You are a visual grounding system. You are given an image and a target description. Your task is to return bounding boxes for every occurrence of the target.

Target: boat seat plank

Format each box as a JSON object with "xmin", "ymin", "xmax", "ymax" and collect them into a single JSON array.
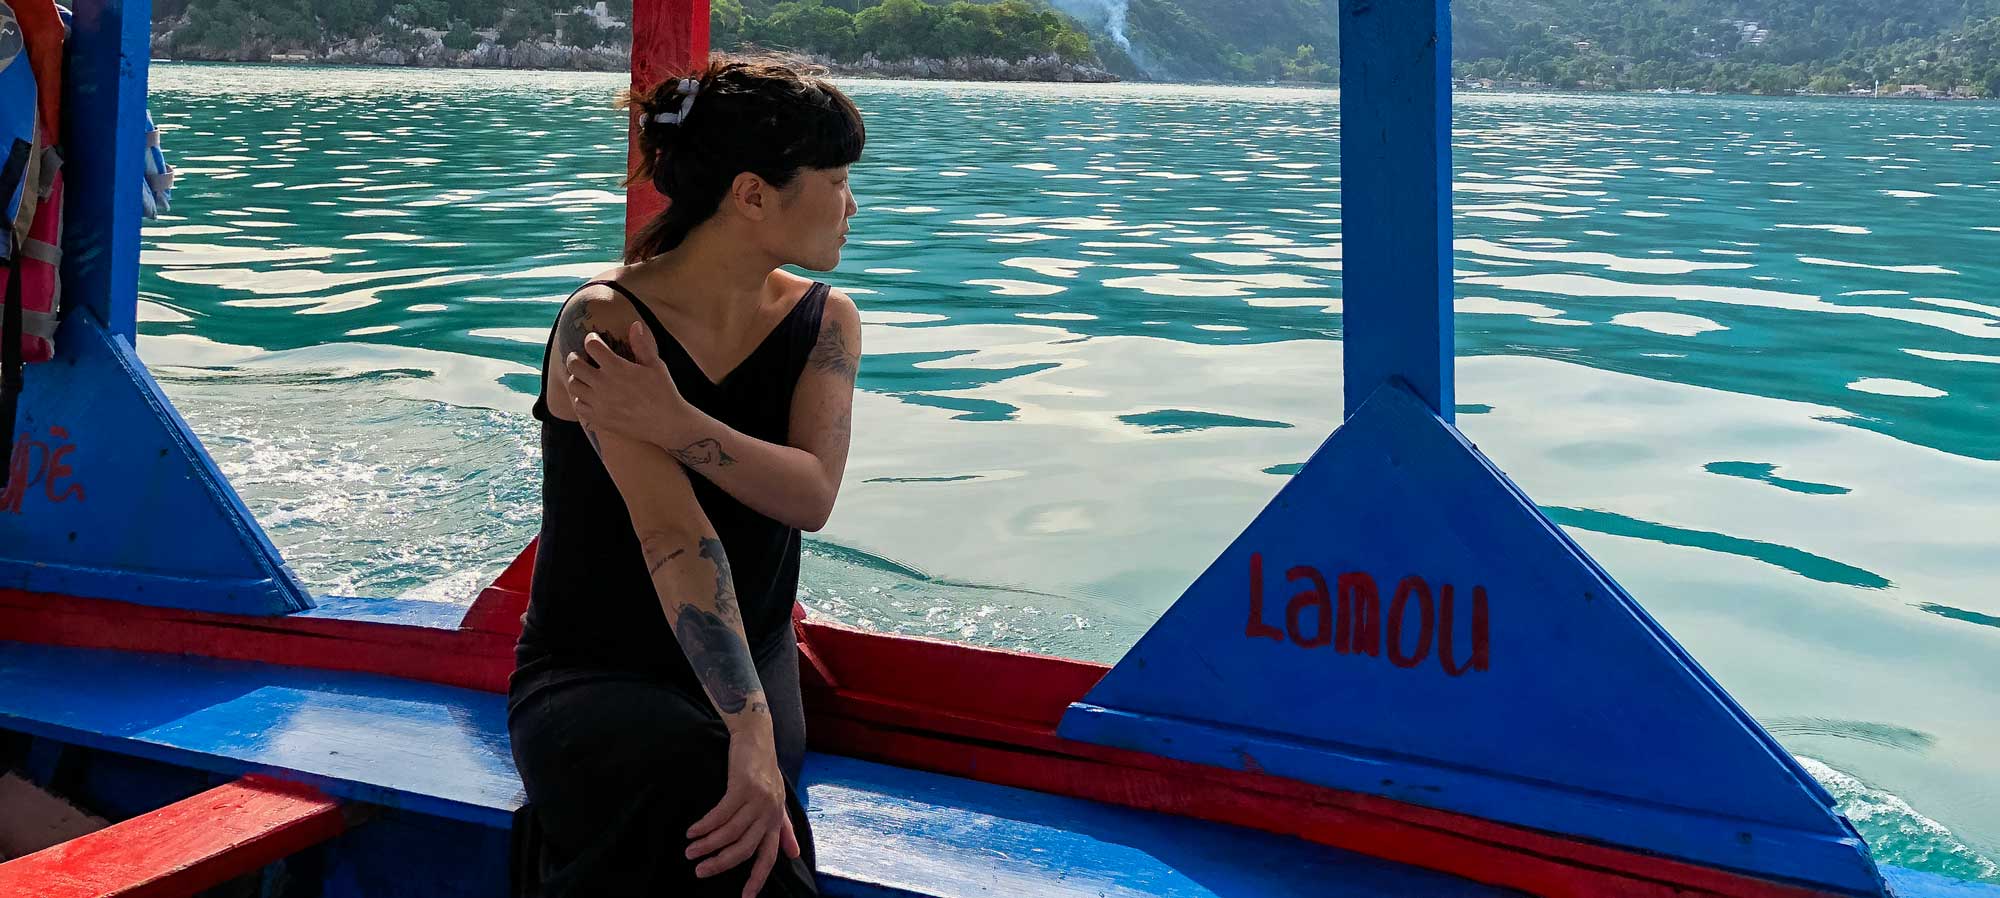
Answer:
[
  {"xmin": 0, "ymin": 642, "xmax": 1518, "ymax": 896},
  {"xmin": 0, "ymin": 641, "xmax": 1520, "ymax": 896},
  {"xmin": 0, "ymin": 774, "xmax": 347, "ymax": 897},
  {"xmin": 0, "ymin": 641, "xmax": 521, "ymax": 828},
  {"xmin": 801, "ymin": 753, "xmax": 1518, "ymax": 897},
  {"xmin": 2, "ymin": 641, "xmax": 1987, "ymax": 898}
]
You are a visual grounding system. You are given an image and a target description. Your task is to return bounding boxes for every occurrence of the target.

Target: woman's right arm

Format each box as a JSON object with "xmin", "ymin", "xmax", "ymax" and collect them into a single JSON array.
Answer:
[{"xmin": 547, "ymin": 288, "xmax": 799, "ymax": 897}]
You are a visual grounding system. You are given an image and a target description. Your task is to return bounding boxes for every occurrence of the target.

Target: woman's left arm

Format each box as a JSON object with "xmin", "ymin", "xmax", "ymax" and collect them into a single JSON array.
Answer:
[{"xmin": 567, "ymin": 293, "xmax": 861, "ymax": 532}]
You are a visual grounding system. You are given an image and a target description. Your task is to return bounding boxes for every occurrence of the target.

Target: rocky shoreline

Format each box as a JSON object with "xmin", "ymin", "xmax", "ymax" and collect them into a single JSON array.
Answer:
[{"xmin": 154, "ymin": 34, "xmax": 1119, "ymax": 82}]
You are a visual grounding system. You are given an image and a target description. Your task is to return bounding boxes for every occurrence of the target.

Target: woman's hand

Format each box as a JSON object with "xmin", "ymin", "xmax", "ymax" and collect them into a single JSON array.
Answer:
[
  {"xmin": 564, "ymin": 320, "xmax": 686, "ymax": 446},
  {"xmin": 686, "ymin": 724, "xmax": 802, "ymax": 897}
]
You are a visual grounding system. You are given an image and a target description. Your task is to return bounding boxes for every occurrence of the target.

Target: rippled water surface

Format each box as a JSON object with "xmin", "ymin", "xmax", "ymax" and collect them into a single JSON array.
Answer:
[{"xmin": 140, "ymin": 64, "xmax": 1999, "ymax": 879}]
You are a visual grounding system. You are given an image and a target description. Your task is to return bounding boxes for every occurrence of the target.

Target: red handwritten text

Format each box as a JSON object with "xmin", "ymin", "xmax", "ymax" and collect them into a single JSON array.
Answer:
[
  {"xmin": 1246, "ymin": 552, "xmax": 1489, "ymax": 676},
  {"xmin": 3, "ymin": 426, "xmax": 86, "ymax": 514}
]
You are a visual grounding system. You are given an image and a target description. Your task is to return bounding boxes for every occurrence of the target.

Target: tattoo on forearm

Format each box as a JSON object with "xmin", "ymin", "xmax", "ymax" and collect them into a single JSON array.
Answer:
[
  {"xmin": 638, "ymin": 530, "xmax": 686, "ymax": 576},
  {"xmin": 830, "ymin": 408, "xmax": 852, "ymax": 443},
  {"xmin": 670, "ymin": 438, "xmax": 736, "ymax": 468},
  {"xmin": 809, "ymin": 319, "xmax": 857, "ymax": 384},
  {"xmin": 673, "ymin": 604, "xmax": 762, "ymax": 714},
  {"xmin": 697, "ymin": 537, "xmax": 742, "ymax": 627}
]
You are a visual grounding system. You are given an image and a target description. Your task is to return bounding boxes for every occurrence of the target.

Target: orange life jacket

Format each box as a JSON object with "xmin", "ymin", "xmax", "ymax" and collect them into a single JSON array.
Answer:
[{"xmin": 2, "ymin": 0, "xmax": 64, "ymax": 487}]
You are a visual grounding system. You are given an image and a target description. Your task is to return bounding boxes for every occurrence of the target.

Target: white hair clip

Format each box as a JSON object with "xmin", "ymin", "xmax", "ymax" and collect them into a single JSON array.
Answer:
[{"xmin": 651, "ymin": 78, "xmax": 701, "ymax": 126}]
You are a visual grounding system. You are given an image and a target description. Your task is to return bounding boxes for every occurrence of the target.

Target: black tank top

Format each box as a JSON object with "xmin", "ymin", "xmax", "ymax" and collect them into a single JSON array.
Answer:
[{"xmin": 520, "ymin": 278, "xmax": 830, "ymax": 686}]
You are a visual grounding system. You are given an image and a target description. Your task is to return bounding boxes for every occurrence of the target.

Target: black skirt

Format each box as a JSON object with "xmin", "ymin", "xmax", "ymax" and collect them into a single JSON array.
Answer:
[{"xmin": 508, "ymin": 627, "xmax": 818, "ymax": 898}]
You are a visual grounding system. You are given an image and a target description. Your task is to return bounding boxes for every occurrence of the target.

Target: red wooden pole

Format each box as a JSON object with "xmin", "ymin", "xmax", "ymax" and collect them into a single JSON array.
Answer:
[{"xmin": 626, "ymin": 0, "xmax": 712, "ymax": 247}]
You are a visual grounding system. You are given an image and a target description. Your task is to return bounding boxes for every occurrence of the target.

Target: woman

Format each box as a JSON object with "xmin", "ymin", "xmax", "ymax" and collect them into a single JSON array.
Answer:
[{"xmin": 508, "ymin": 54, "xmax": 864, "ymax": 898}]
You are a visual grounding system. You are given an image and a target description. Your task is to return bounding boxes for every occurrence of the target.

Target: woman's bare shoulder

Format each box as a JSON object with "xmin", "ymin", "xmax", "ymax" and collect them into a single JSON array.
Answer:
[
  {"xmin": 545, "ymin": 279, "xmax": 647, "ymax": 419},
  {"xmin": 556, "ymin": 280, "xmax": 645, "ymax": 357}
]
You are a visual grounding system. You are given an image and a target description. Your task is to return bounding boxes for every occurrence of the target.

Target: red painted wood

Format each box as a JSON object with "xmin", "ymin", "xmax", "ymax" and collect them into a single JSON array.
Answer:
[
  {"xmin": 814, "ymin": 715, "xmax": 1658, "ymax": 898},
  {"xmin": 0, "ymin": 589, "xmax": 1845, "ymax": 898},
  {"xmin": 458, "ymin": 538, "xmax": 536, "ymax": 637},
  {"xmin": 799, "ymin": 619, "xmax": 1105, "ymax": 727},
  {"xmin": 626, "ymin": 0, "xmax": 710, "ymax": 244},
  {"xmin": 793, "ymin": 619, "xmax": 1841, "ymax": 898},
  {"xmin": 0, "ymin": 775, "xmax": 348, "ymax": 898},
  {"xmin": 809, "ymin": 712, "xmax": 1837, "ymax": 898},
  {"xmin": 0, "ymin": 590, "xmax": 514, "ymax": 693}
]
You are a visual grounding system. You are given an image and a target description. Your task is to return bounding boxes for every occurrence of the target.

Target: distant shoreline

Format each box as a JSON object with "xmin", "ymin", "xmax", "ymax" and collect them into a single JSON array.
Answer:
[
  {"xmin": 146, "ymin": 59, "xmax": 1998, "ymax": 101},
  {"xmin": 149, "ymin": 48, "xmax": 1118, "ymax": 84}
]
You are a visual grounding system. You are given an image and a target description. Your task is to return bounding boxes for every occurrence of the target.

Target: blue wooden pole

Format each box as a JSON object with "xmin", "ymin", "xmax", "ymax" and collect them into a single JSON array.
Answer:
[
  {"xmin": 1338, "ymin": 0, "xmax": 1454, "ymax": 420},
  {"xmin": 61, "ymin": 0, "xmax": 151, "ymax": 342}
]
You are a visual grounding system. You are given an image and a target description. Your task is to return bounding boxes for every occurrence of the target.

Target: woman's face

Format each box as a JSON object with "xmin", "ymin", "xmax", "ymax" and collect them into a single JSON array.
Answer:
[{"xmin": 773, "ymin": 166, "xmax": 857, "ymax": 273}]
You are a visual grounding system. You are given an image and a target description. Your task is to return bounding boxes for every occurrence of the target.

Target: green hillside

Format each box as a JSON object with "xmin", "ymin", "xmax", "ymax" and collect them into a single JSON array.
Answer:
[
  {"xmin": 1064, "ymin": 0, "xmax": 2000, "ymax": 92},
  {"xmin": 150, "ymin": 0, "xmax": 2000, "ymax": 94}
]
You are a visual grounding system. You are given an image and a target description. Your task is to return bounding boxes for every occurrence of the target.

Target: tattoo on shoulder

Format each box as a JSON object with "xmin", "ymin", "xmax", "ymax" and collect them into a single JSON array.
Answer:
[
  {"xmin": 556, "ymin": 293, "xmax": 637, "ymax": 366},
  {"xmin": 672, "ymin": 604, "xmax": 761, "ymax": 715},
  {"xmin": 809, "ymin": 318, "xmax": 857, "ymax": 385},
  {"xmin": 669, "ymin": 438, "xmax": 736, "ymax": 468}
]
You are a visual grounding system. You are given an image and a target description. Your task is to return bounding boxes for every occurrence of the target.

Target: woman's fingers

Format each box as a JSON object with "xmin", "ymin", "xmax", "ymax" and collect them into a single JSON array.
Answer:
[
  {"xmin": 583, "ymin": 331, "xmax": 628, "ymax": 368},
  {"xmin": 628, "ymin": 319, "xmax": 663, "ymax": 367},
  {"xmin": 693, "ymin": 820, "xmax": 765, "ymax": 878},
  {"xmin": 740, "ymin": 830, "xmax": 780, "ymax": 898},
  {"xmin": 563, "ymin": 353, "xmax": 594, "ymax": 389},
  {"xmin": 685, "ymin": 801, "xmax": 758, "ymax": 860},
  {"xmin": 688, "ymin": 790, "xmax": 746, "ymax": 840},
  {"xmin": 780, "ymin": 814, "xmax": 800, "ymax": 859}
]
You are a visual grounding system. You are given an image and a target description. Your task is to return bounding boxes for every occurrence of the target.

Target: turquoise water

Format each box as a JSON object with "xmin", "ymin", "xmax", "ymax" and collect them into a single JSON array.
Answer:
[{"xmin": 140, "ymin": 64, "xmax": 1999, "ymax": 880}]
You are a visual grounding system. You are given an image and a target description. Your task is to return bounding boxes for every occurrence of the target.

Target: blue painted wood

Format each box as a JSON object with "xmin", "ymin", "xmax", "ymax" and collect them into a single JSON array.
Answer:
[
  {"xmin": 295, "ymin": 595, "xmax": 472, "ymax": 629},
  {"xmin": 24, "ymin": 733, "xmax": 67, "ymax": 788},
  {"xmin": 1337, "ymin": 0, "xmax": 1454, "ymax": 419},
  {"xmin": 0, "ymin": 312, "xmax": 313, "ymax": 613},
  {"xmin": 314, "ymin": 809, "xmax": 512, "ymax": 898},
  {"xmin": 0, "ymin": 642, "xmax": 1499, "ymax": 897},
  {"xmin": 801, "ymin": 753, "xmax": 1519, "ymax": 898},
  {"xmin": 0, "ymin": 641, "xmax": 519, "ymax": 827},
  {"xmin": 5, "ymin": 641, "xmax": 1995, "ymax": 897},
  {"xmin": 67, "ymin": 746, "xmax": 216, "ymax": 822},
  {"xmin": 59, "ymin": 0, "xmax": 151, "ymax": 341},
  {"xmin": 1058, "ymin": 382, "xmax": 1886, "ymax": 897},
  {"xmin": 1884, "ymin": 867, "xmax": 2000, "ymax": 897}
]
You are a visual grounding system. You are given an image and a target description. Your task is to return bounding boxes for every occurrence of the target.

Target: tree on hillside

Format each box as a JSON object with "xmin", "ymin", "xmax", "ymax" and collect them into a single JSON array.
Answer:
[
  {"xmin": 758, "ymin": 1, "xmax": 856, "ymax": 57},
  {"xmin": 500, "ymin": 4, "xmax": 554, "ymax": 45},
  {"xmin": 445, "ymin": 0, "xmax": 503, "ymax": 28},
  {"xmin": 933, "ymin": 2, "xmax": 998, "ymax": 58},
  {"xmin": 713, "ymin": 0, "xmax": 749, "ymax": 48},
  {"xmin": 315, "ymin": 0, "xmax": 382, "ymax": 36},
  {"xmin": 562, "ymin": 10, "xmax": 610, "ymax": 47},
  {"xmin": 1280, "ymin": 43, "xmax": 1329, "ymax": 81},
  {"xmin": 1052, "ymin": 28, "xmax": 1091, "ymax": 61},
  {"xmin": 389, "ymin": 0, "xmax": 449, "ymax": 28},
  {"xmin": 854, "ymin": 0, "xmax": 938, "ymax": 60},
  {"xmin": 444, "ymin": 18, "xmax": 481, "ymax": 49}
]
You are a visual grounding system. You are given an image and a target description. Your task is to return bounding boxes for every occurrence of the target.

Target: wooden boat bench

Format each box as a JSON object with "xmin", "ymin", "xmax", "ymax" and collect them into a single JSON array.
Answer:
[
  {"xmin": 0, "ymin": 774, "xmax": 351, "ymax": 897},
  {"xmin": 0, "ymin": 641, "xmax": 1518, "ymax": 897}
]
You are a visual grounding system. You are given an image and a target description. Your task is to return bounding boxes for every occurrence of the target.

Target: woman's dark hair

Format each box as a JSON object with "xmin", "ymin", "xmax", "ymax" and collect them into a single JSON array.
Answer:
[{"xmin": 621, "ymin": 53, "xmax": 866, "ymax": 264}]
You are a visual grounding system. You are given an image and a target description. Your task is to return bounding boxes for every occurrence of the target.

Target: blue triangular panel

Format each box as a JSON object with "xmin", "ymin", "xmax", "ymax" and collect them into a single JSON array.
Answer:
[
  {"xmin": 1058, "ymin": 382, "xmax": 1882, "ymax": 896},
  {"xmin": 0, "ymin": 312, "xmax": 311, "ymax": 614}
]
